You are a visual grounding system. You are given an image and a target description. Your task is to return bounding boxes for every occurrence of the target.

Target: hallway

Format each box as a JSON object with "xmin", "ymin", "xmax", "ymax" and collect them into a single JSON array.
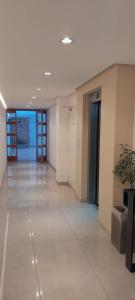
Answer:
[{"xmin": 0, "ymin": 163, "xmax": 135, "ymax": 300}]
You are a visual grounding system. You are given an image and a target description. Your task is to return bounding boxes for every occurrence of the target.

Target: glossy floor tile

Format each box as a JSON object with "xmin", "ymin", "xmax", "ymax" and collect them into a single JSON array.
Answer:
[{"xmin": 0, "ymin": 162, "xmax": 135, "ymax": 300}]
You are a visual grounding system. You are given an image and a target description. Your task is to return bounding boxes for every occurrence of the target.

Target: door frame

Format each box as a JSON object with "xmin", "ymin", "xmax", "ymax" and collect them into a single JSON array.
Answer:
[
  {"xmin": 36, "ymin": 110, "xmax": 47, "ymax": 162},
  {"xmin": 6, "ymin": 108, "xmax": 47, "ymax": 162},
  {"xmin": 6, "ymin": 109, "xmax": 17, "ymax": 161},
  {"xmin": 87, "ymin": 92, "xmax": 101, "ymax": 206}
]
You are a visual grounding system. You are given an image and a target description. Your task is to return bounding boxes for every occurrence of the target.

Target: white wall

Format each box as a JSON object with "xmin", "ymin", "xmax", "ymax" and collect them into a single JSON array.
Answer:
[
  {"xmin": 54, "ymin": 94, "xmax": 77, "ymax": 189},
  {"xmin": 47, "ymin": 94, "xmax": 77, "ymax": 190},
  {"xmin": 48, "ymin": 105, "xmax": 56, "ymax": 169},
  {"xmin": 0, "ymin": 102, "xmax": 7, "ymax": 187}
]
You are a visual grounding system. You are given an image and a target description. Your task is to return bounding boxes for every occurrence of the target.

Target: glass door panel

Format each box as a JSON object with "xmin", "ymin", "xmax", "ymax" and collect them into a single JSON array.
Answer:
[
  {"xmin": 36, "ymin": 110, "xmax": 47, "ymax": 162},
  {"xmin": 7, "ymin": 135, "xmax": 16, "ymax": 146},
  {"xmin": 38, "ymin": 136, "xmax": 42, "ymax": 145},
  {"xmin": 7, "ymin": 147, "xmax": 17, "ymax": 157},
  {"xmin": 7, "ymin": 112, "xmax": 16, "ymax": 122},
  {"xmin": 43, "ymin": 147, "xmax": 47, "ymax": 156},
  {"xmin": 43, "ymin": 124, "xmax": 47, "ymax": 135},
  {"xmin": 6, "ymin": 110, "xmax": 17, "ymax": 161},
  {"xmin": 38, "ymin": 125, "xmax": 42, "ymax": 134},
  {"xmin": 7, "ymin": 124, "xmax": 16, "ymax": 134},
  {"xmin": 43, "ymin": 113, "xmax": 47, "ymax": 123},
  {"xmin": 37, "ymin": 113, "xmax": 42, "ymax": 123},
  {"xmin": 43, "ymin": 136, "xmax": 47, "ymax": 146}
]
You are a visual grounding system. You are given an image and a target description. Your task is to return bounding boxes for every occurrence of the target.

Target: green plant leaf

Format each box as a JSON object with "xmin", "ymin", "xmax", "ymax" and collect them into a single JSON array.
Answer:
[{"xmin": 113, "ymin": 144, "xmax": 135, "ymax": 188}]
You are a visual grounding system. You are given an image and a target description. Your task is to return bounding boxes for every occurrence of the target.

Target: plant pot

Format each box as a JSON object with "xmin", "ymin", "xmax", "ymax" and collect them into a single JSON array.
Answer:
[
  {"xmin": 111, "ymin": 206, "xmax": 128, "ymax": 254},
  {"xmin": 124, "ymin": 189, "xmax": 135, "ymax": 212},
  {"xmin": 111, "ymin": 197, "xmax": 135, "ymax": 254},
  {"xmin": 124, "ymin": 189, "xmax": 135, "ymax": 272}
]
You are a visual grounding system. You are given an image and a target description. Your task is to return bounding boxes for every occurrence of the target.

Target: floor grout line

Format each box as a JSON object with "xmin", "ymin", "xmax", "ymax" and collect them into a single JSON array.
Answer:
[
  {"xmin": 28, "ymin": 209, "xmax": 44, "ymax": 300},
  {"xmin": 0, "ymin": 211, "xmax": 9, "ymax": 300}
]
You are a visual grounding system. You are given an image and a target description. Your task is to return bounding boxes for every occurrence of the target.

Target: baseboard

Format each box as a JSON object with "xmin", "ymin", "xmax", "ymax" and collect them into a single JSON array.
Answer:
[
  {"xmin": 56, "ymin": 180, "xmax": 69, "ymax": 186},
  {"xmin": 47, "ymin": 160, "xmax": 56, "ymax": 171}
]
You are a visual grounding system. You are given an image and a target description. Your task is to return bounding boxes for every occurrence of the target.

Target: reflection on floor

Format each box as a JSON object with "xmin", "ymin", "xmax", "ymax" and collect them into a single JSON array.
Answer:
[{"xmin": 0, "ymin": 162, "xmax": 135, "ymax": 300}]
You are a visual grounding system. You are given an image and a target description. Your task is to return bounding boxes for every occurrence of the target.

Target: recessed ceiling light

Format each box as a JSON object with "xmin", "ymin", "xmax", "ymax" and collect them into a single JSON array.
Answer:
[
  {"xmin": 32, "ymin": 96, "xmax": 37, "ymax": 99},
  {"xmin": 36, "ymin": 88, "xmax": 41, "ymax": 91},
  {"xmin": 61, "ymin": 36, "xmax": 73, "ymax": 44},
  {"xmin": 26, "ymin": 105, "xmax": 30, "ymax": 108},
  {"xmin": 44, "ymin": 72, "xmax": 52, "ymax": 76}
]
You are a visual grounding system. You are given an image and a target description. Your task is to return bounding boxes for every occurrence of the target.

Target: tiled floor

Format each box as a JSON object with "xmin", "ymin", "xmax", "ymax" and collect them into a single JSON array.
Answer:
[{"xmin": 0, "ymin": 162, "xmax": 135, "ymax": 300}]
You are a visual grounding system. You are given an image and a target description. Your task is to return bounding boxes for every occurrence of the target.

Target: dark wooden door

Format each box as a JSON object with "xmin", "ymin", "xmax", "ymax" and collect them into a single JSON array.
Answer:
[
  {"xmin": 6, "ymin": 109, "xmax": 17, "ymax": 161},
  {"xmin": 36, "ymin": 110, "xmax": 47, "ymax": 162},
  {"xmin": 88, "ymin": 101, "xmax": 101, "ymax": 205}
]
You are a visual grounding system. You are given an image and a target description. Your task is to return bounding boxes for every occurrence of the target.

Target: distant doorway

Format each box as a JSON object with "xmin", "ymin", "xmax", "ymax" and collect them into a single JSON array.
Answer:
[
  {"xmin": 6, "ymin": 109, "xmax": 47, "ymax": 162},
  {"xmin": 17, "ymin": 110, "xmax": 36, "ymax": 161},
  {"xmin": 88, "ymin": 91, "xmax": 101, "ymax": 206}
]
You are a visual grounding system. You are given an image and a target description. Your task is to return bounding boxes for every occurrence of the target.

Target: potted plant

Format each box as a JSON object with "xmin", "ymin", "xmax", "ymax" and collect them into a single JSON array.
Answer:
[
  {"xmin": 113, "ymin": 144, "xmax": 135, "ymax": 207},
  {"xmin": 111, "ymin": 144, "xmax": 135, "ymax": 253}
]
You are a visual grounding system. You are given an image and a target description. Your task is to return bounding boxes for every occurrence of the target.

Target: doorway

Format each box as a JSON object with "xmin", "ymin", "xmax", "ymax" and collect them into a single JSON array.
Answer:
[
  {"xmin": 88, "ymin": 91, "xmax": 101, "ymax": 206},
  {"xmin": 16, "ymin": 110, "xmax": 36, "ymax": 161},
  {"xmin": 6, "ymin": 109, "xmax": 47, "ymax": 162}
]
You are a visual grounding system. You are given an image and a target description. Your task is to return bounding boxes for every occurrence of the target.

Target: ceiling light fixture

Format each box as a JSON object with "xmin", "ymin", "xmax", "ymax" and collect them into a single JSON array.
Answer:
[
  {"xmin": 32, "ymin": 96, "xmax": 37, "ymax": 99},
  {"xmin": 44, "ymin": 72, "xmax": 52, "ymax": 76},
  {"xmin": 26, "ymin": 105, "xmax": 30, "ymax": 108},
  {"xmin": 36, "ymin": 291, "xmax": 43, "ymax": 297},
  {"xmin": 61, "ymin": 36, "xmax": 73, "ymax": 44},
  {"xmin": 32, "ymin": 258, "xmax": 37, "ymax": 265},
  {"xmin": 0, "ymin": 92, "xmax": 7, "ymax": 109},
  {"xmin": 29, "ymin": 102, "xmax": 32, "ymax": 105},
  {"xmin": 36, "ymin": 88, "xmax": 41, "ymax": 91},
  {"xmin": 29, "ymin": 232, "xmax": 34, "ymax": 238}
]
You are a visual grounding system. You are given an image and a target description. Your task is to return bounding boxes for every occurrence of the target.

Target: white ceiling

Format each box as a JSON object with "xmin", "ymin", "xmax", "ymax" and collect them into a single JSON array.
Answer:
[{"xmin": 0, "ymin": 0, "xmax": 135, "ymax": 109}]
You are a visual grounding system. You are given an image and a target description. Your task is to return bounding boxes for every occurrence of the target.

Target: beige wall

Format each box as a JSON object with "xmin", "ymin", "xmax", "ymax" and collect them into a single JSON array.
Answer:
[
  {"xmin": 56, "ymin": 96, "xmax": 70, "ymax": 183},
  {"xmin": 133, "ymin": 102, "xmax": 135, "ymax": 149},
  {"xmin": 113, "ymin": 65, "xmax": 135, "ymax": 206},
  {"xmin": 0, "ymin": 101, "xmax": 7, "ymax": 187},
  {"xmin": 76, "ymin": 64, "xmax": 135, "ymax": 234},
  {"xmin": 68, "ymin": 93, "xmax": 77, "ymax": 190}
]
